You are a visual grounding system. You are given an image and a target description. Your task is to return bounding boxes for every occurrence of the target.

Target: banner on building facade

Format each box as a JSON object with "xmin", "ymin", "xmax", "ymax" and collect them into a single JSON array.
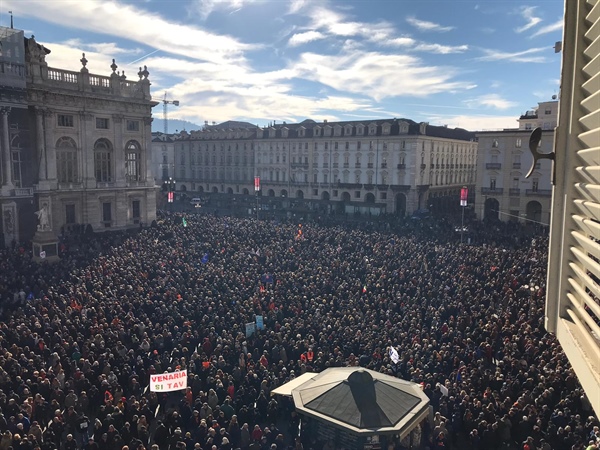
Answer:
[
  {"xmin": 460, "ymin": 187, "xmax": 468, "ymax": 207},
  {"xmin": 254, "ymin": 176, "xmax": 261, "ymax": 192}
]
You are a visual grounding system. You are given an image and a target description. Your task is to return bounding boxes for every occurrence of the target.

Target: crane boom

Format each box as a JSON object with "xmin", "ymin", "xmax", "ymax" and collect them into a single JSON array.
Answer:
[{"xmin": 162, "ymin": 92, "xmax": 180, "ymax": 135}]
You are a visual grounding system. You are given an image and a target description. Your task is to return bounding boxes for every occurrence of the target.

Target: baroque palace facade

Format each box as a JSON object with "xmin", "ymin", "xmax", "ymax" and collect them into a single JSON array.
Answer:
[
  {"xmin": 174, "ymin": 119, "xmax": 477, "ymax": 216},
  {"xmin": 0, "ymin": 27, "xmax": 157, "ymax": 246}
]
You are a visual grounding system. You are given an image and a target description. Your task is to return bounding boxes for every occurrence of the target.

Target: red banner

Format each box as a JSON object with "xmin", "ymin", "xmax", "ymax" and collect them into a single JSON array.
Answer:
[
  {"xmin": 254, "ymin": 176, "xmax": 261, "ymax": 192},
  {"xmin": 460, "ymin": 187, "xmax": 468, "ymax": 207},
  {"xmin": 168, "ymin": 192, "xmax": 174, "ymax": 203}
]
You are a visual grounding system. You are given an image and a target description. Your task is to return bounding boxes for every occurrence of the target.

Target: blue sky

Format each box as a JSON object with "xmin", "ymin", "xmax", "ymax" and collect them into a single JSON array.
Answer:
[{"xmin": 4, "ymin": 0, "xmax": 564, "ymax": 131}]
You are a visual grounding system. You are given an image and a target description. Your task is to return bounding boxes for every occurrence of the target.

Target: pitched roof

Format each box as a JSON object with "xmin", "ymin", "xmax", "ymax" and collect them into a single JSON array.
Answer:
[{"xmin": 288, "ymin": 367, "xmax": 430, "ymax": 437}]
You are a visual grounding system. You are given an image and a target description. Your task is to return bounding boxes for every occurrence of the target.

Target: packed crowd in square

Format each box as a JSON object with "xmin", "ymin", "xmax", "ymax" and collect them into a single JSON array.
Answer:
[{"xmin": 0, "ymin": 213, "xmax": 597, "ymax": 450}]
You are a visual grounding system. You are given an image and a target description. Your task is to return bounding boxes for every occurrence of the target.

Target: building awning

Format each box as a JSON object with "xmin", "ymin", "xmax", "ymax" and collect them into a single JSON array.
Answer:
[{"xmin": 271, "ymin": 372, "xmax": 318, "ymax": 397}]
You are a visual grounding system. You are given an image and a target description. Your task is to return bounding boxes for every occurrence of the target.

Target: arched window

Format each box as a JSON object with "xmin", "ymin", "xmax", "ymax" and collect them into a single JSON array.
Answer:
[
  {"xmin": 125, "ymin": 140, "xmax": 141, "ymax": 181},
  {"xmin": 57, "ymin": 137, "xmax": 78, "ymax": 183},
  {"xmin": 94, "ymin": 138, "xmax": 113, "ymax": 182}
]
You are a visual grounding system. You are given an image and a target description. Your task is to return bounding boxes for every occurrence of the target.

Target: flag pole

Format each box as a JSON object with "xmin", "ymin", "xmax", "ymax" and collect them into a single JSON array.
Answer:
[
  {"xmin": 254, "ymin": 176, "xmax": 260, "ymax": 221},
  {"xmin": 460, "ymin": 186, "xmax": 468, "ymax": 244}
]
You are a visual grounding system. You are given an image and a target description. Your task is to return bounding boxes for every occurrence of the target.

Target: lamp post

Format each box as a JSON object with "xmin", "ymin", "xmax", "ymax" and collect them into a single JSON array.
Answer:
[{"xmin": 165, "ymin": 177, "xmax": 176, "ymax": 212}]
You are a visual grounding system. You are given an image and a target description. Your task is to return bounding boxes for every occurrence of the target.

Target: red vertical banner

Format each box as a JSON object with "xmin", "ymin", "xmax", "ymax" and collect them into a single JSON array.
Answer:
[
  {"xmin": 254, "ymin": 176, "xmax": 261, "ymax": 192},
  {"xmin": 168, "ymin": 192, "xmax": 174, "ymax": 203},
  {"xmin": 460, "ymin": 187, "xmax": 468, "ymax": 207}
]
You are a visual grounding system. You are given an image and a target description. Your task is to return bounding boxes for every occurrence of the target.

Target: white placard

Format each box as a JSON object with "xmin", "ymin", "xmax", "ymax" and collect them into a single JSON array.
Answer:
[{"xmin": 149, "ymin": 369, "xmax": 187, "ymax": 392}]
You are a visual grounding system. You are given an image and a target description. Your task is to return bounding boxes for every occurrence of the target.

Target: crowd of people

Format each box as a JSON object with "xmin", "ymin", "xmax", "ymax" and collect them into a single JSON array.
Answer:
[{"xmin": 0, "ymin": 213, "xmax": 598, "ymax": 450}]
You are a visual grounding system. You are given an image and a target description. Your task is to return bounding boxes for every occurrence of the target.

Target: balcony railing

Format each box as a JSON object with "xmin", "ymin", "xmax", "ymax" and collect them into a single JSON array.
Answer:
[
  {"xmin": 380, "ymin": 163, "xmax": 387, "ymax": 169},
  {"xmin": 420, "ymin": 164, "xmax": 426, "ymax": 170},
  {"xmin": 513, "ymin": 163, "xmax": 521, "ymax": 169},
  {"xmin": 481, "ymin": 187, "xmax": 504, "ymax": 194},
  {"xmin": 355, "ymin": 163, "xmax": 361, "ymax": 168},
  {"xmin": 291, "ymin": 162, "xmax": 308, "ymax": 169},
  {"xmin": 509, "ymin": 188, "xmax": 521, "ymax": 196},
  {"xmin": 367, "ymin": 163, "xmax": 374, "ymax": 168},
  {"xmin": 397, "ymin": 163, "xmax": 406, "ymax": 169},
  {"xmin": 58, "ymin": 183, "xmax": 84, "ymax": 190},
  {"xmin": 486, "ymin": 163, "xmax": 502, "ymax": 170},
  {"xmin": 526, "ymin": 189, "xmax": 552, "ymax": 196},
  {"xmin": 11, "ymin": 187, "xmax": 34, "ymax": 197}
]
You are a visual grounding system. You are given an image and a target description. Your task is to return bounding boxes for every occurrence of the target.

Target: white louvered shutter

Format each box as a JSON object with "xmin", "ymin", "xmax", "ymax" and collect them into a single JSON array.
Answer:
[{"xmin": 546, "ymin": 0, "xmax": 600, "ymax": 418}]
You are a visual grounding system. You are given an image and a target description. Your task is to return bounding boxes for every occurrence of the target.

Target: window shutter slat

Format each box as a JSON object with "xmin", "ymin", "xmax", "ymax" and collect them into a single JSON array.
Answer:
[
  {"xmin": 569, "ymin": 262, "xmax": 600, "ymax": 316},
  {"xmin": 574, "ymin": 200, "xmax": 600, "ymax": 222},
  {"xmin": 546, "ymin": 0, "xmax": 600, "ymax": 417},
  {"xmin": 578, "ymin": 148, "xmax": 600, "ymax": 165}
]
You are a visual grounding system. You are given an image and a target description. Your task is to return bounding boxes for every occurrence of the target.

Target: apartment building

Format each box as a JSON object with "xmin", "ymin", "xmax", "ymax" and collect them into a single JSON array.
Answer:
[
  {"xmin": 174, "ymin": 119, "xmax": 477, "ymax": 216},
  {"xmin": 475, "ymin": 101, "xmax": 557, "ymax": 224}
]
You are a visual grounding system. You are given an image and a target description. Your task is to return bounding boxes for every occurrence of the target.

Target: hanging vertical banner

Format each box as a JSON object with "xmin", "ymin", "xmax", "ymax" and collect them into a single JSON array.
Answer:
[
  {"xmin": 168, "ymin": 192, "xmax": 174, "ymax": 203},
  {"xmin": 460, "ymin": 187, "xmax": 468, "ymax": 207},
  {"xmin": 254, "ymin": 176, "xmax": 261, "ymax": 192}
]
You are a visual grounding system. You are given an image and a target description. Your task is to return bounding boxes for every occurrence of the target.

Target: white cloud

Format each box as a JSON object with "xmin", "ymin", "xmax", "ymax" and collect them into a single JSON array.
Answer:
[
  {"xmin": 414, "ymin": 43, "xmax": 468, "ymax": 54},
  {"xmin": 60, "ymin": 39, "xmax": 144, "ymax": 56},
  {"xmin": 288, "ymin": 30, "xmax": 326, "ymax": 47},
  {"xmin": 426, "ymin": 114, "xmax": 518, "ymax": 131},
  {"xmin": 477, "ymin": 47, "xmax": 548, "ymax": 63},
  {"xmin": 464, "ymin": 94, "xmax": 518, "ymax": 110},
  {"xmin": 190, "ymin": 0, "xmax": 258, "ymax": 20},
  {"xmin": 288, "ymin": 0, "xmax": 309, "ymax": 14},
  {"xmin": 40, "ymin": 42, "xmax": 120, "ymax": 76},
  {"xmin": 515, "ymin": 6, "xmax": 542, "ymax": 33},
  {"xmin": 293, "ymin": 50, "xmax": 474, "ymax": 101},
  {"xmin": 406, "ymin": 17, "xmax": 454, "ymax": 32},
  {"xmin": 530, "ymin": 19, "xmax": 563, "ymax": 37},
  {"xmin": 297, "ymin": 6, "xmax": 466, "ymax": 55},
  {"xmin": 9, "ymin": 0, "xmax": 255, "ymax": 65}
]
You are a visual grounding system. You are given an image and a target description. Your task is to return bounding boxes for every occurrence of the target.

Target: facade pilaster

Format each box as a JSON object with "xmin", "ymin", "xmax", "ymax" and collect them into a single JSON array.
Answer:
[
  {"xmin": 42, "ymin": 109, "xmax": 57, "ymax": 186},
  {"xmin": 35, "ymin": 107, "xmax": 47, "ymax": 180},
  {"xmin": 79, "ymin": 112, "xmax": 95, "ymax": 187},
  {"xmin": 113, "ymin": 114, "xmax": 125, "ymax": 186},
  {"xmin": 143, "ymin": 116, "xmax": 153, "ymax": 184},
  {"xmin": 1, "ymin": 107, "xmax": 14, "ymax": 191}
]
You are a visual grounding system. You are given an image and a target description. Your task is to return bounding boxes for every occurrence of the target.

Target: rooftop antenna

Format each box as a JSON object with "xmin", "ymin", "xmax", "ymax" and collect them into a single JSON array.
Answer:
[{"xmin": 9, "ymin": 11, "xmax": 13, "ymax": 28}]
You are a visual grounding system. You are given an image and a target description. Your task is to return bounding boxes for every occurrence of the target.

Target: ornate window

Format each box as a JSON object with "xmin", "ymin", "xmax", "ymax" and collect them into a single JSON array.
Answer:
[
  {"xmin": 125, "ymin": 140, "xmax": 142, "ymax": 181},
  {"xmin": 57, "ymin": 136, "xmax": 78, "ymax": 183},
  {"xmin": 94, "ymin": 138, "xmax": 113, "ymax": 182}
]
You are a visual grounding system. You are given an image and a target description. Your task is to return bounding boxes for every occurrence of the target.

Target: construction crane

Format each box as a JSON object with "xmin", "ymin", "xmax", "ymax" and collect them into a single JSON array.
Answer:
[{"xmin": 162, "ymin": 92, "xmax": 180, "ymax": 135}]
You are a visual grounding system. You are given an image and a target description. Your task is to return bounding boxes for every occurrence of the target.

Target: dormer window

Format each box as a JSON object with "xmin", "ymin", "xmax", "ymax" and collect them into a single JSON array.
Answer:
[
  {"xmin": 345, "ymin": 125, "xmax": 353, "ymax": 136},
  {"xmin": 314, "ymin": 128, "xmax": 321, "ymax": 137},
  {"xmin": 369, "ymin": 126, "xmax": 376, "ymax": 135},
  {"xmin": 357, "ymin": 126, "xmax": 364, "ymax": 135},
  {"xmin": 382, "ymin": 125, "xmax": 390, "ymax": 135}
]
